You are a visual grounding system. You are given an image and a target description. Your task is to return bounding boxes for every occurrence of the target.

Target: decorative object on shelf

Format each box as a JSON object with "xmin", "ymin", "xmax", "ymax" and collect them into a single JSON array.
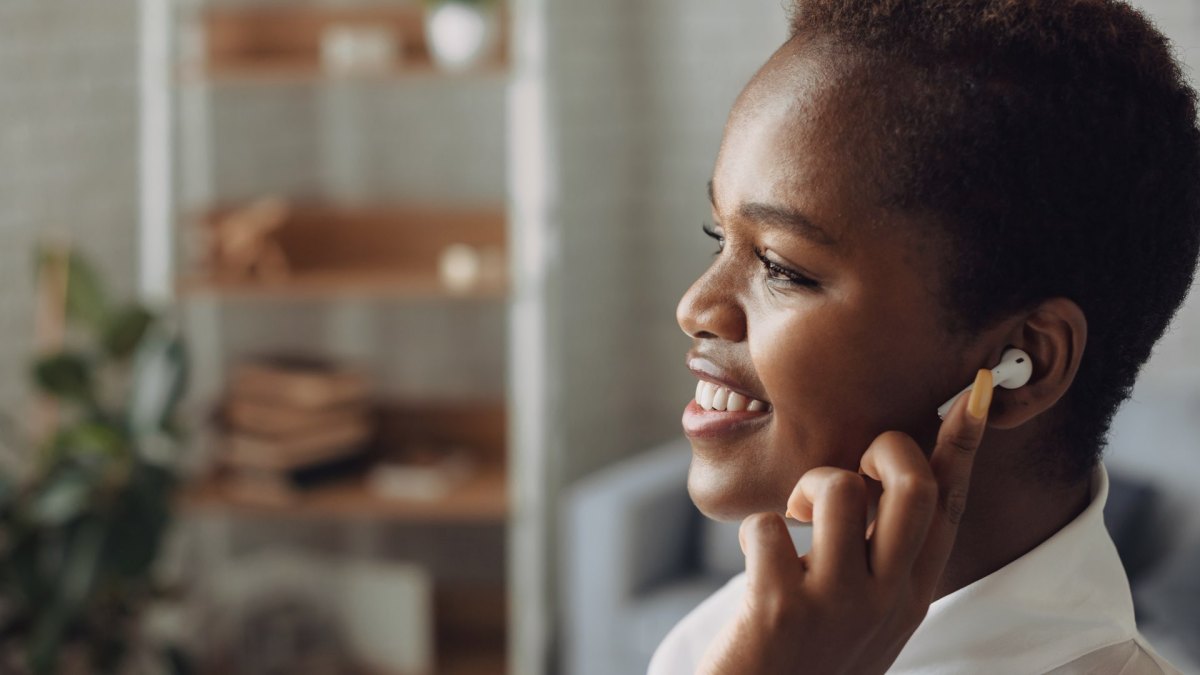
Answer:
[
  {"xmin": 197, "ymin": 551, "xmax": 433, "ymax": 675},
  {"xmin": 438, "ymin": 242, "xmax": 506, "ymax": 292},
  {"xmin": 198, "ymin": 551, "xmax": 352, "ymax": 675},
  {"xmin": 366, "ymin": 443, "xmax": 477, "ymax": 501},
  {"xmin": 228, "ymin": 355, "xmax": 370, "ymax": 411},
  {"xmin": 202, "ymin": 7, "xmax": 448, "ymax": 81},
  {"xmin": 438, "ymin": 242, "xmax": 482, "ymax": 291},
  {"xmin": 185, "ymin": 203, "xmax": 508, "ymax": 298},
  {"xmin": 215, "ymin": 355, "xmax": 375, "ymax": 505},
  {"xmin": 320, "ymin": 23, "xmax": 402, "ymax": 75},
  {"xmin": 424, "ymin": 0, "xmax": 500, "ymax": 72},
  {"xmin": 340, "ymin": 559, "xmax": 435, "ymax": 674},
  {"xmin": 0, "ymin": 244, "xmax": 189, "ymax": 675},
  {"xmin": 204, "ymin": 196, "xmax": 291, "ymax": 283}
]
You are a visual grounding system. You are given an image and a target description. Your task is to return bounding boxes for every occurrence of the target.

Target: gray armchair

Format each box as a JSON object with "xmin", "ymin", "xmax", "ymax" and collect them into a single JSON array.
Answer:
[
  {"xmin": 558, "ymin": 434, "xmax": 1200, "ymax": 675},
  {"xmin": 560, "ymin": 437, "xmax": 811, "ymax": 675}
]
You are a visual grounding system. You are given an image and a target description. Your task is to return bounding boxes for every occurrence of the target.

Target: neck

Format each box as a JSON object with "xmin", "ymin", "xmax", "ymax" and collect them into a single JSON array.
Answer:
[{"xmin": 931, "ymin": 438, "xmax": 1092, "ymax": 602}]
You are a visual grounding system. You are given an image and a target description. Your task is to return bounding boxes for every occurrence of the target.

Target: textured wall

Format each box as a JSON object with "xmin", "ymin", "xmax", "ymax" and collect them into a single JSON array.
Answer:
[
  {"xmin": 0, "ymin": 0, "xmax": 140, "ymax": 416},
  {"xmin": 547, "ymin": 0, "xmax": 790, "ymax": 483},
  {"xmin": 184, "ymin": 0, "xmax": 511, "ymax": 403}
]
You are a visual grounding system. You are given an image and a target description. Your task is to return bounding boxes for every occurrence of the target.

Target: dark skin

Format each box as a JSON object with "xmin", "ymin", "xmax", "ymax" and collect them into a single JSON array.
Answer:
[{"xmin": 675, "ymin": 35, "xmax": 1092, "ymax": 671}]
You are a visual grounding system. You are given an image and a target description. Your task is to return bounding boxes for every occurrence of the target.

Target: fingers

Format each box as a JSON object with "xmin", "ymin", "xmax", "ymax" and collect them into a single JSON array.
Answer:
[
  {"xmin": 754, "ymin": 368, "xmax": 991, "ymax": 603},
  {"xmin": 786, "ymin": 467, "xmax": 870, "ymax": 585},
  {"xmin": 858, "ymin": 431, "xmax": 938, "ymax": 582},
  {"xmin": 911, "ymin": 368, "xmax": 993, "ymax": 596},
  {"xmin": 740, "ymin": 512, "xmax": 803, "ymax": 594}
]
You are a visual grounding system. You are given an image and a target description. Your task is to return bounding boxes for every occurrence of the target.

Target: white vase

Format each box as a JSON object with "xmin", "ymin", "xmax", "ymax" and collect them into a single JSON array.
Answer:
[{"xmin": 424, "ymin": 1, "xmax": 499, "ymax": 72}]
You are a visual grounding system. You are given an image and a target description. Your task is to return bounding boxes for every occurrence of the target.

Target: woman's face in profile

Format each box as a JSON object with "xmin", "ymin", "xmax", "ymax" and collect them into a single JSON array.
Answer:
[{"xmin": 676, "ymin": 39, "xmax": 976, "ymax": 520}]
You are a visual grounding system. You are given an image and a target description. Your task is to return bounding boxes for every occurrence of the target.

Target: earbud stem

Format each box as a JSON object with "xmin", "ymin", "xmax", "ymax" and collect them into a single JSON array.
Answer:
[{"xmin": 936, "ymin": 383, "xmax": 975, "ymax": 420}]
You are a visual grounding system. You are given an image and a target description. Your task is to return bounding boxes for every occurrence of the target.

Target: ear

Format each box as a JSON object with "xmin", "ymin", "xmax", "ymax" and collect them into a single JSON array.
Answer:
[{"xmin": 987, "ymin": 297, "xmax": 1087, "ymax": 430}]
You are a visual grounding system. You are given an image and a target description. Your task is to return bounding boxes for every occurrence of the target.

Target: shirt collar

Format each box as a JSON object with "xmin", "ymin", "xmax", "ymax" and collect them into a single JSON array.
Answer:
[{"xmin": 890, "ymin": 461, "xmax": 1138, "ymax": 674}]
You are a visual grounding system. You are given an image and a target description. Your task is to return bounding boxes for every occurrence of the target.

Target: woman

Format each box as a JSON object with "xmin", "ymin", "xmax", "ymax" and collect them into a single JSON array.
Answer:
[{"xmin": 653, "ymin": 1, "xmax": 1198, "ymax": 673}]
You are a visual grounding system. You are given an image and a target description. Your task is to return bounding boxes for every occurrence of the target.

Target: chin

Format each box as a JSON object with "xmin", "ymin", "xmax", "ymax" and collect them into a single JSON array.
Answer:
[{"xmin": 686, "ymin": 456, "xmax": 779, "ymax": 522}]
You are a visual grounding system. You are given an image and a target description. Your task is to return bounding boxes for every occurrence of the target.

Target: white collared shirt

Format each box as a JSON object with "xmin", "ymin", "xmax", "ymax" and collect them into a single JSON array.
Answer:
[{"xmin": 647, "ymin": 462, "xmax": 1182, "ymax": 674}]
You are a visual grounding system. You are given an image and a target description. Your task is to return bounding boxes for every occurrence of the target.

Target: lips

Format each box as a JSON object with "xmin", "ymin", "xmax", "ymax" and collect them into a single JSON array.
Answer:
[
  {"xmin": 695, "ymin": 380, "xmax": 771, "ymax": 412},
  {"xmin": 682, "ymin": 352, "xmax": 772, "ymax": 439},
  {"xmin": 686, "ymin": 354, "xmax": 770, "ymax": 406}
]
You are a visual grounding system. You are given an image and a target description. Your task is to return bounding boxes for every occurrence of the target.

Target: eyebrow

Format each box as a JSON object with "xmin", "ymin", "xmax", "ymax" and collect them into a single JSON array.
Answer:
[{"xmin": 708, "ymin": 179, "xmax": 839, "ymax": 248}]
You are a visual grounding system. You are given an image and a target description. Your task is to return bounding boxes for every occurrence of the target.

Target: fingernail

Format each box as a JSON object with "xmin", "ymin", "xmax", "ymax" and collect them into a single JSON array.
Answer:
[
  {"xmin": 967, "ymin": 368, "xmax": 993, "ymax": 420},
  {"xmin": 785, "ymin": 509, "xmax": 794, "ymax": 520}
]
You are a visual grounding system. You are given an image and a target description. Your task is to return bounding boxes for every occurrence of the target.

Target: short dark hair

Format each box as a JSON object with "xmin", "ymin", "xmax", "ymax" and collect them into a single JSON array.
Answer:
[{"xmin": 787, "ymin": 0, "xmax": 1200, "ymax": 483}]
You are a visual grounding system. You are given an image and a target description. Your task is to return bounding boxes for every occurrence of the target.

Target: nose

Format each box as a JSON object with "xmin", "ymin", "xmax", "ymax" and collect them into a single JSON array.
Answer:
[{"xmin": 676, "ymin": 262, "xmax": 746, "ymax": 342}]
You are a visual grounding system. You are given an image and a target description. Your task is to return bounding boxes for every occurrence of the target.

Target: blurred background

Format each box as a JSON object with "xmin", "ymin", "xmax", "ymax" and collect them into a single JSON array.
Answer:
[{"xmin": 0, "ymin": 0, "xmax": 1197, "ymax": 673}]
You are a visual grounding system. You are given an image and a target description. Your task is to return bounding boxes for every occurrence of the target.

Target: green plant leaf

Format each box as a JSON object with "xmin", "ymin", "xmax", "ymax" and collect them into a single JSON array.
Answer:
[
  {"xmin": 28, "ymin": 469, "xmax": 92, "ymax": 527},
  {"xmin": 105, "ymin": 464, "xmax": 173, "ymax": 579},
  {"xmin": 162, "ymin": 645, "xmax": 195, "ymax": 675},
  {"xmin": 66, "ymin": 252, "xmax": 109, "ymax": 330},
  {"xmin": 128, "ymin": 333, "xmax": 188, "ymax": 436},
  {"xmin": 0, "ymin": 472, "xmax": 14, "ymax": 506},
  {"xmin": 56, "ymin": 423, "xmax": 127, "ymax": 463},
  {"xmin": 31, "ymin": 353, "xmax": 94, "ymax": 405},
  {"xmin": 4, "ymin": 528, "xmax": 44, "ymax": 609},
  {"xmin": 101, "ymin": 305, "xmax": 156, "ymax": 359},
  {"xmin": 29, "ymin": 517, "xmax": 106, "ymax": 675},
  {"xmin": 35, "ymin": 246, "xmax": 110, "ymax": 331}
]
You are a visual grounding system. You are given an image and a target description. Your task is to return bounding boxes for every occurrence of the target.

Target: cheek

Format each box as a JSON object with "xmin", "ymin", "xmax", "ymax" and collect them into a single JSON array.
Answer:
[{"xmin": 748, "ymin": 297, "xmax": 934, "ymax": 469}]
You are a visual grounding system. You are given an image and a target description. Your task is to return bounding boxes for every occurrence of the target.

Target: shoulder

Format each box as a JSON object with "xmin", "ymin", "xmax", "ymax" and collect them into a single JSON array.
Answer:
[
  {"xmin": 646, "ymin": 572, "xmax": 747, "ymax": 675},
  {"xmin": 1043, "ymin": 634, "xmax": 1185, "ymax": 675}
]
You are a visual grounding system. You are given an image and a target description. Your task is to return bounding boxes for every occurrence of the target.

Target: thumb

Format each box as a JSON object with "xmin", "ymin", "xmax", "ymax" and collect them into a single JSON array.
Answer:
[{"xmin": 740, "ymin": 513, "xmax": 804, "ymax": 592}]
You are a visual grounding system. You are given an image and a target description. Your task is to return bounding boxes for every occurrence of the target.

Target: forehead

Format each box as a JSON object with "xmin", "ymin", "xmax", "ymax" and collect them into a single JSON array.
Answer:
[{"xmin": 712, "ymin": 37, "xmax": 891, "ymax": 246}]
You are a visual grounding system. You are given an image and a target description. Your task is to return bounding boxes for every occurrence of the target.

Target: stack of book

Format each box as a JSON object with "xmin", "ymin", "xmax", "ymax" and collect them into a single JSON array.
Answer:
[{"xmin": 218, "ymin": 355, "xmax": 374, "ymax": 504}]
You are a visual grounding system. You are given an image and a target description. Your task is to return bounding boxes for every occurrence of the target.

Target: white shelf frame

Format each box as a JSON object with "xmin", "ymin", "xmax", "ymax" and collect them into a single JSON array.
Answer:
[{"xmin": 137, "ymin": 2, "xmax": 559, "ymax": 673}]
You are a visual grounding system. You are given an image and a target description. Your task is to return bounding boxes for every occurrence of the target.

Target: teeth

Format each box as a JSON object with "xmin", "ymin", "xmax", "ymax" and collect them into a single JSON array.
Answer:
[
  {"xmin": 695, "ymin": 381, "xmax": 769, "ymax": 413},
  {"xmin": 726, "ymin": 391, "xmax": 747, "ymax": 412},
  {"xmin": 712, "ymin": 386, "xmax": 729, "ymax": 410}
]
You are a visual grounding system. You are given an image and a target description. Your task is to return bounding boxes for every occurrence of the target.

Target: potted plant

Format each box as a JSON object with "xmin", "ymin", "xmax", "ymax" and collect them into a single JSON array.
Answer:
[
  {"xmin": 0, "ymin": 245, "xmax": 189, "ymax": 675},
  {"xmin": 422, "ymin": 0, "xmax": 501, "ymax": 72}
]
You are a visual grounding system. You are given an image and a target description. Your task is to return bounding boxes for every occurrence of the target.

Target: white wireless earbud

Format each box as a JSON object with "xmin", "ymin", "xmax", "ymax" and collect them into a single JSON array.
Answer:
[{"xmin": 936, "ymin": 347, "xmax": 1033, "ymax": 420}]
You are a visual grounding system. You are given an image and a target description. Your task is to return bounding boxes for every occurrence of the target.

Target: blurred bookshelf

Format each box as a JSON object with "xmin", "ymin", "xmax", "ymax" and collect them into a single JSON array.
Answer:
[
  {"xmin": 190, "ymin": 4, "xmax": 509, "ymax": 82},
  {"xmin": 189, "ymin": 63, "xmax": 508, "ymax": 85},
  {"xmin": 180, "ymin": 465, "xmax": 508, "ymax": 522},
  {"xmin": 177, "ymin": 270, "xmax": 509, "ymax": 300},
  {"xmin": 160, "ymin": 1, "xmax": 516, "ymax": 673},
  {"xmin": 177, "ymin": 203, "xmax": 509, "ymax": 300},
  {"xmin": 180, "ymin": 398, "xmax": 508, "ymax": 522}
]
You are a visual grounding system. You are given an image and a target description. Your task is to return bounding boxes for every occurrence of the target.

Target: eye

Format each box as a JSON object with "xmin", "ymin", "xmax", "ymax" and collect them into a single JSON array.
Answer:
[
  {"xmin": 753, "ymin": 247, "xmax": 820, "ymax": 289},
  {"xmin": 701, "ymin": 221, "xmax": 724, "ymax": 256}
]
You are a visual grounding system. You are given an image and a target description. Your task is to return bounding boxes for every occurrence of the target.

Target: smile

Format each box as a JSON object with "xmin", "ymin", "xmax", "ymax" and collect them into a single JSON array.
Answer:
[
  {"xmin": 694, "ymin": 380, "xmax": 772, "ymax": 412},
  {"xmin": 683, "ymin": 379, "xmax": 772, "ymax": 440}
]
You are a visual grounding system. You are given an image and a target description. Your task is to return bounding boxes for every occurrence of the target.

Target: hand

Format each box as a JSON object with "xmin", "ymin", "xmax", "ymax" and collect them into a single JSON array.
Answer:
[{"xmin": 697, "ymin": 369, "xmax": 995, "ymax": 675}]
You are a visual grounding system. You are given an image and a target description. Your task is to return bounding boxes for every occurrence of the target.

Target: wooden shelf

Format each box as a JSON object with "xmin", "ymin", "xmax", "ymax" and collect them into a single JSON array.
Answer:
[
  {"xmin": 183, "ymin": 202, "xmax": 508, "ymax": 301},
  {"xmin": 435, "ymin": 583, "xmax": 507, "ymax": 675},
  {"xmin": 194, "ymin": 5, "xmax": 509, "ymax": 86},
  {"xmin": 436, "ymin": 648, "xmax": 506, "ymax": 675},
  {"xmin": 178, "ymin": 270, "xmax": 508, "ymax": 301},
  {"xmin": 182, "ymin": 60, "xmax": 508, "ymax": 86},
  {"xmin": 179, "ymin": 463, "xmax": 508, "ymax": 523},
  {"xmin": 181, "ymin": 399, "xmax": 508, "ymax": 522},
  {"xmin": 361, "ymin": 649, "xmax": 505, "ymax": 675}
]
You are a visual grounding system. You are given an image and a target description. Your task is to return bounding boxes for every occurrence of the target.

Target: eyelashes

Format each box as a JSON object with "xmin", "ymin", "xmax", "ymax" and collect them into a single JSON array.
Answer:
[
  {"xmin": 701, "ymin": 221, "xmax": 724, "ymax": 256},
  {"xmin": 700, "ymin": 221, "xmax": 820, "ymax": 289},
  {"xmin": 754, "ymin": 248, "xmax": 821, "ymax": 288}
]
